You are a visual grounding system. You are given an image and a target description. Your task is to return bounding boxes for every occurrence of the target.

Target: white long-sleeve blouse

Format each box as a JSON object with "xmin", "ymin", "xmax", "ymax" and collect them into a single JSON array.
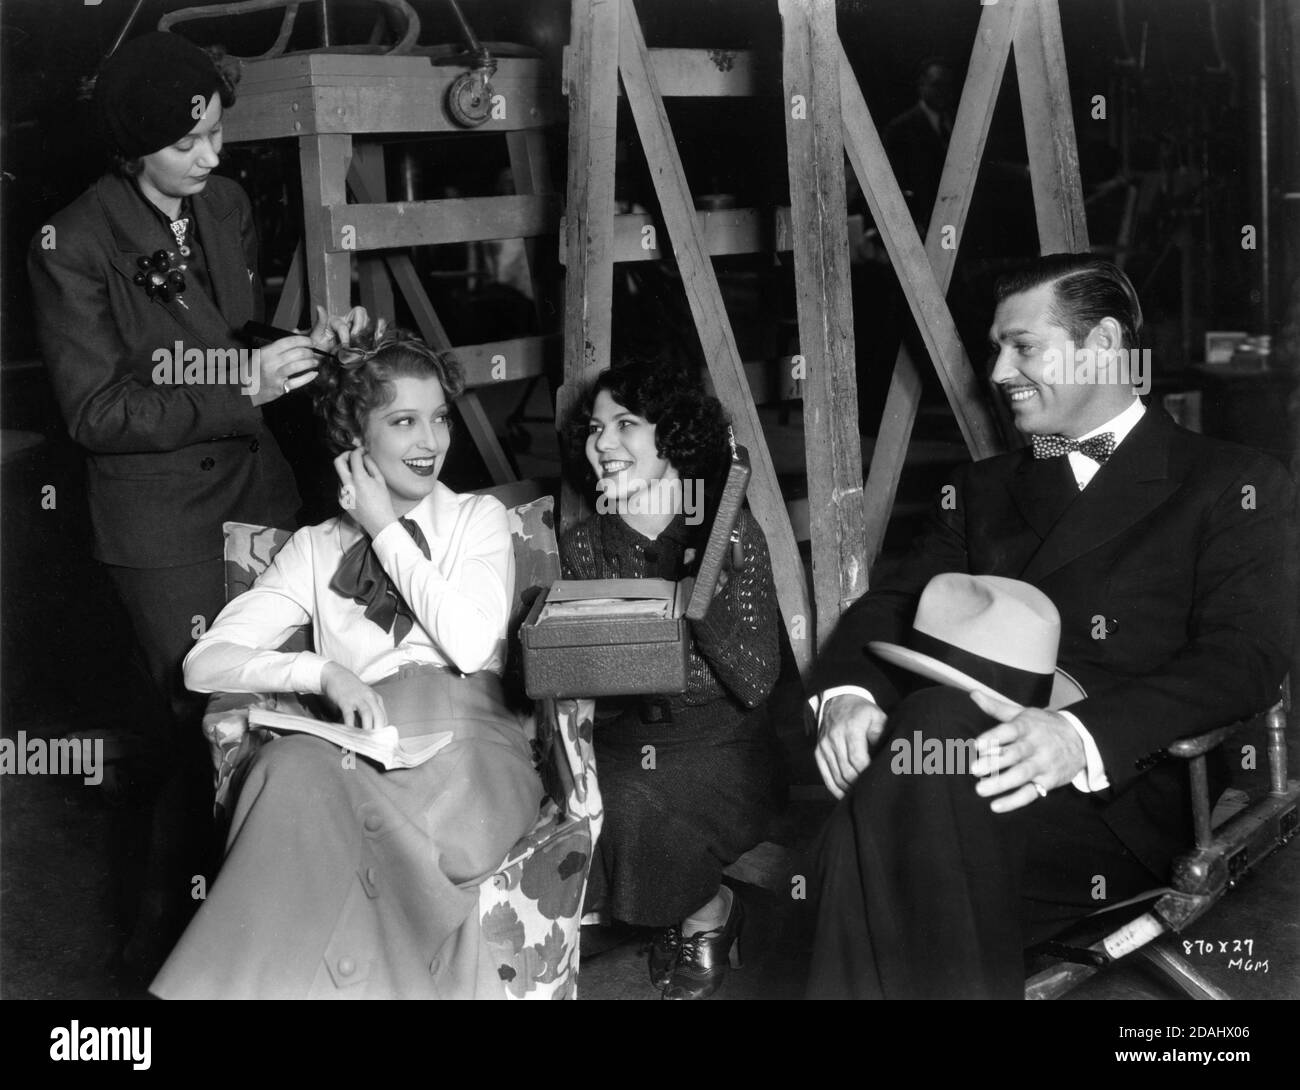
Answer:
[{"xmin": 184, "ymin": 482, "xmax": 515, "ymax": 696}]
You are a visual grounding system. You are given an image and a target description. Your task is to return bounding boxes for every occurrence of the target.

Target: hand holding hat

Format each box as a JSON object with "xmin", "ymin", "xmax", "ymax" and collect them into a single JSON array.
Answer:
[
  {"xmin": 858, "ymin": 573, "xmax": 1091, "ymax": 810},
  {"xmin": 967, "ymin": 690, "xmax": 1087, "ymax": 813},
  {"xmin": 866, "ymin": 573, "xmax": 1085, "ymax": 710}
]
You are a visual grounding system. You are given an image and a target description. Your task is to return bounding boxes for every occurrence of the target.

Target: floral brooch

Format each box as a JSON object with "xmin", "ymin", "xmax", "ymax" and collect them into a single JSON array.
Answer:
[{"xmin": 133, "ymin": 249, "xmax": 188, "ymax": 305}]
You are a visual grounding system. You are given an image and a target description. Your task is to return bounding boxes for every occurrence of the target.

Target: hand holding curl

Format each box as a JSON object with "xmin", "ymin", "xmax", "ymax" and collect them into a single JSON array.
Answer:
[
  {"xmin": 334, "ymin": 447, "xmax": 396, "ymax": 539},
  {"xmin": 307, "ymin": 304, "xmax": 371, "ymax": 353}
]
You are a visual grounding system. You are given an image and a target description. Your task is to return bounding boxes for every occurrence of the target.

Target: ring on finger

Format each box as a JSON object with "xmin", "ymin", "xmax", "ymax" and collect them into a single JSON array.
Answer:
[{"xmin": 1031, "ymin": 780, "xmax": 1048, "ymax": 799}]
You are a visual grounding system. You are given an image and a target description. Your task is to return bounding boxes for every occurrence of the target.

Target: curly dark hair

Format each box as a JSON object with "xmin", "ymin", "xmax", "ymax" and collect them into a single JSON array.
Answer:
[
  {"xmin": 313, "ymin": 326, "xmax": 465, "ymax": 454},
  {"xmin": 110, "ymin": 46, "xmax": 240, "ymax": 177},
  {"xmin": 565, "ymin": 359, "xmax": 732, "ymax": 505}
]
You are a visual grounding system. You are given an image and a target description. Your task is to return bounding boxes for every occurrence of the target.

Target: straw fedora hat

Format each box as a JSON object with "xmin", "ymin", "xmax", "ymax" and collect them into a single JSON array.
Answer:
[{"xmin": 867, "ymin": 573, "xmax": 1085, "ymax": 710}]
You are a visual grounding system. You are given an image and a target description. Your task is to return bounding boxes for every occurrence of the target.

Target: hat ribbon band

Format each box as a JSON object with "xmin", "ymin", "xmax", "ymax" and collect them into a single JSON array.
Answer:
[{"xmin": 908, "ymin": 629, "xmax": 1054, "ymax": 707}]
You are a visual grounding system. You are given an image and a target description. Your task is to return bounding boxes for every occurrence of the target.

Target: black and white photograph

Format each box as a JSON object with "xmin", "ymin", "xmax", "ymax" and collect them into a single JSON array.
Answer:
[{"xmin": 1, "ymin": 0, "xmax": 1297, "ymax": 1059}]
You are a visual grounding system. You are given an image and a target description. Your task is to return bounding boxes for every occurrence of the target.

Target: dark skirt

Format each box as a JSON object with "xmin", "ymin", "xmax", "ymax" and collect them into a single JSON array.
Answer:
[
  {"xmin": 584, "ymin": 694, "xmax": 776, "ymax": 927},
  {"xmin": 151, "ymin": 665, "xmax": 543, "ymax": 999}
]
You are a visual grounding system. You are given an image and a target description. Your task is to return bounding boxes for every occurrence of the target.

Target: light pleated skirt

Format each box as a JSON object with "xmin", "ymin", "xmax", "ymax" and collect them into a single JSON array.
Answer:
[{"xmin": 151, "ymin": 665, "xmax": 543, "ymax": 999}]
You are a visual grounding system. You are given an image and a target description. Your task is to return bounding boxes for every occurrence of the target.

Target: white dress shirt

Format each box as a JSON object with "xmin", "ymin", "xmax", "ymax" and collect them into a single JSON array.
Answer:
[
  {"xmin": 814, "ymin": 397, "xmax": 1147, "ymax": 794},
  {"xmin": 1065, "ymin": 396, "xmax": 1145, "ymax": 489},
  {"xmin": 184, "ymin": 482, "xmax": 515, "ymax": 696}
]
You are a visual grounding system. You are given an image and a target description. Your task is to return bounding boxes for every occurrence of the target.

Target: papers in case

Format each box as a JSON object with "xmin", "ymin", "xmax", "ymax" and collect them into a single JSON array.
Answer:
[{"xmin": 521, "ymin": 444, "xmax": 751, "ymax": 700}]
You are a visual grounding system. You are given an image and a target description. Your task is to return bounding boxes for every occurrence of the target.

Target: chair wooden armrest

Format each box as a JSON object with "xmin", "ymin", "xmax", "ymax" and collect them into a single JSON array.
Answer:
[
  {"xmin": 1167, "ymin": 720, "xmax": 1252, "ymax": 760},
  {"xmin": 1168, "ymin": 695, "xmax": 1291, "ymax": 853},
  {"xmin": 1026, "ymin": 681, "xmax": 1299, "ymax": 999}
]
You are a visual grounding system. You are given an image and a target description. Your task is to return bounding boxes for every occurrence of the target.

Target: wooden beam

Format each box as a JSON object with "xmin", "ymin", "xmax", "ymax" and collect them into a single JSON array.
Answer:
[
  {"xmin": 455, "ymin": 335, "xmax": 554, "ymax": 388},
  {"xmin": 618, "ymin": 0, "xmax": 813, "ymax": 672},
  {"xmin": 562, "ymin": 46, "xmax": 770, "ymax": 98},
  {"xmin": 325, "ymin": 195, "xmax": 563, "ymax": 253},
  {"xmin": 838, "ymin": 42, "xmax": 1001, "ymax": 461},
  {"xmin": 224, "ymin": 57, "xmax": 562, "ymax": 143},
  {"xmin": 349, "ymin": 144, "xmax": 396, "ymax": 323},
  {"xmin": 562, "ymin": 207, "xmax": 795, "ymax": 264},
  {"xmin": 455, "ymin": 391, "xmax": 518, "ymax": 485},
  {"xmin": 1015, "ymin": 0, "xmax": 1090, "ymax": 252},
  {"xmin": 345, "ymin": 165, "xmax": 451, "ymax": 343},
  {"xmin": 381, "ymin": 252, "xmax": 452, "ymax": 345},
  {"xmin": 236, "ymin": 52, "xmax": 555, "ymax": 89},
  {"xmin": 559, "ymin": 0, "xmax": 622, "ymax": 528},
  {"xmin": 635, "ymin": 47, "xmax": 769, "ymax": 97},
  {"xmin": 858, "ymin": 0, "xmax": 1023, "ymax": 573},
  {"xmin": 298, "ymin": 133, "xmax": 353, "ymax": 317},
  {"xmin": 780, "ymin": 0, "xmax": 866, "ymax": 646},
  {"xmin": 505, "ymin": 128, "xmax": 556, "ymax": 328}
]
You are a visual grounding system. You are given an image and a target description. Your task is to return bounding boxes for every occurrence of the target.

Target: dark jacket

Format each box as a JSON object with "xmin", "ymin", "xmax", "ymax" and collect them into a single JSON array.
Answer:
[
  {"xmin": 814, "ymin": 407, "xmax": 1298, "ymax": 875},
  {"xmin": 882, "ymin": 101, "xmax": 949, "ymax": 227},
  {"xmin": 29, "ymin": 171, "xmax": 300, "ymax": 567}
]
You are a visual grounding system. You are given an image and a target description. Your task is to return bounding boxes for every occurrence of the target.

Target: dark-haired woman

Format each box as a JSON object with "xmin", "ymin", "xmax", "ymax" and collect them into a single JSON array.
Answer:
[
  {"xmin": 151, "ymin": 328, "xmax": 542, "ymax": 999},
  {"xmin": 562, "ymin": 365, "xmax": 781, "ymax": 999},
  {"xmin": 27, "ymin": 32, "xmax": 369, "ymax": 978}
]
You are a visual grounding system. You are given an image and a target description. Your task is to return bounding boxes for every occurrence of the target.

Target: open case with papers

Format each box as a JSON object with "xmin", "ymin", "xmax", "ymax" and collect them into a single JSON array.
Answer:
[{"xmin": 521, "ymin": 441, "xmax": 751, "ymax": 699}]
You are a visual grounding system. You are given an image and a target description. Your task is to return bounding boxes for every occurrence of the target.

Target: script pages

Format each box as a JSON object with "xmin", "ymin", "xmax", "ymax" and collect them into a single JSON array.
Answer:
[{"xmin": 247, "ymin": 708, "xmax": 454, "ymax": 770}]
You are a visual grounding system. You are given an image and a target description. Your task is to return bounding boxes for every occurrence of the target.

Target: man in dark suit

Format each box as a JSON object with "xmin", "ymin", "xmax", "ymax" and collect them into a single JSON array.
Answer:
[
  {"xmin": 882, "ymin": 58, "xmax": 955, "ymax": 233},
  {"xmin": 807, "ymin": 253, "xmax": 1297, "ymax": 999}
]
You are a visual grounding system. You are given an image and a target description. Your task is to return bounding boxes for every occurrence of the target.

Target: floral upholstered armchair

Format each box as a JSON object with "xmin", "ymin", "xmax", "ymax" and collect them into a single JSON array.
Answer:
[{"xmin": 201, "ymin": 496, "xmax": 603, "ymax": 999}]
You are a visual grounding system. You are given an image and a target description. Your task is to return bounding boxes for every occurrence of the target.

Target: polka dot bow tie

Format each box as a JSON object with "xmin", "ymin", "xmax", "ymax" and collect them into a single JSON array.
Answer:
[{"xmin": 1030, "ymin": 432, "xmax": 1116, "ymax": 465}]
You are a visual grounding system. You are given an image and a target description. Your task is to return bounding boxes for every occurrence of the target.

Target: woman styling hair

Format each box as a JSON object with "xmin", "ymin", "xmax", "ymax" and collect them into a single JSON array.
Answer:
[{"xmin": 27, "ymin": 31, "xmax": 370, "ymax": 980}]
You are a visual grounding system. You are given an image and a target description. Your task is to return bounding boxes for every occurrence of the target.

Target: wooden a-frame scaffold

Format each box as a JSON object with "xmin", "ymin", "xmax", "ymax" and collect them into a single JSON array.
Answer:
[{"xmin": 561, "ymin": 0, "xmax": 1088, "ymax": 675}]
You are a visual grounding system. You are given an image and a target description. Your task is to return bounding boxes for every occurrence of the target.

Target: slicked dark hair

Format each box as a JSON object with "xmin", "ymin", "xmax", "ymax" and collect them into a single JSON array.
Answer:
[{"xmin": 994, "ymin": 253, "xmax": 1143, "ymax": 350}]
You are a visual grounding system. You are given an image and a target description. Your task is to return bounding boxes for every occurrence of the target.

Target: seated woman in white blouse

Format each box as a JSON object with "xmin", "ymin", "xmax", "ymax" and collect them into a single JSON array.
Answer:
[{"xmin": 150, "ymin": 328, "xmax": 542, "ymax": 1000}]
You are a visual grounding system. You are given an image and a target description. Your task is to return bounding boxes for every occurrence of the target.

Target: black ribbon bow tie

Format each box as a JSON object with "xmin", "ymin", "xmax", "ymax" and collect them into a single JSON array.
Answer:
[
  {"xmin": 1030, "ymin": 432, "xmax": 1116, "ymax": 465},
  {"xmin": 329, "ymin": 517, "xmax": 431, "ymax": 644}
]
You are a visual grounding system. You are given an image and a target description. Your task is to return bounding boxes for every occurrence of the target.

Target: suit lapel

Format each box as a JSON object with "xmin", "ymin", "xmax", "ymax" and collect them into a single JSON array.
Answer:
[
  {"xmin": 1008, "ymin": 451, "xmax": 1078, "ymax": 542},
  {"xmin": 191, "ymin": 182, "xmax": 254, "ymax": 328},
  {"xmin": 1020, "ymin": 407, "xmax": 1181, "ymax": 583},
  {"xmin": 99, "ymin": 173, "xmax": 244, "ymax": 350}
]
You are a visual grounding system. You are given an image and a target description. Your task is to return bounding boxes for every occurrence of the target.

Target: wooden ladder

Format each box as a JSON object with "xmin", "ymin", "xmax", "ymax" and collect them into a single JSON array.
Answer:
[{"xmin": 223, "ymin": 47, "xmax": 565, "ymax": 486}]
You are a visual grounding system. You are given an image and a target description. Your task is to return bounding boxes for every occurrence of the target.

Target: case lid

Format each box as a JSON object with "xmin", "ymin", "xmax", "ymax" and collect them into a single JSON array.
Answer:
[
  {"xmin": 523, "ymin": 580, "xmax": 689, "ymax": 648},
  {"xmin": 544, "ymin": 578, "xmax": 676, "ymax": 604}
]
